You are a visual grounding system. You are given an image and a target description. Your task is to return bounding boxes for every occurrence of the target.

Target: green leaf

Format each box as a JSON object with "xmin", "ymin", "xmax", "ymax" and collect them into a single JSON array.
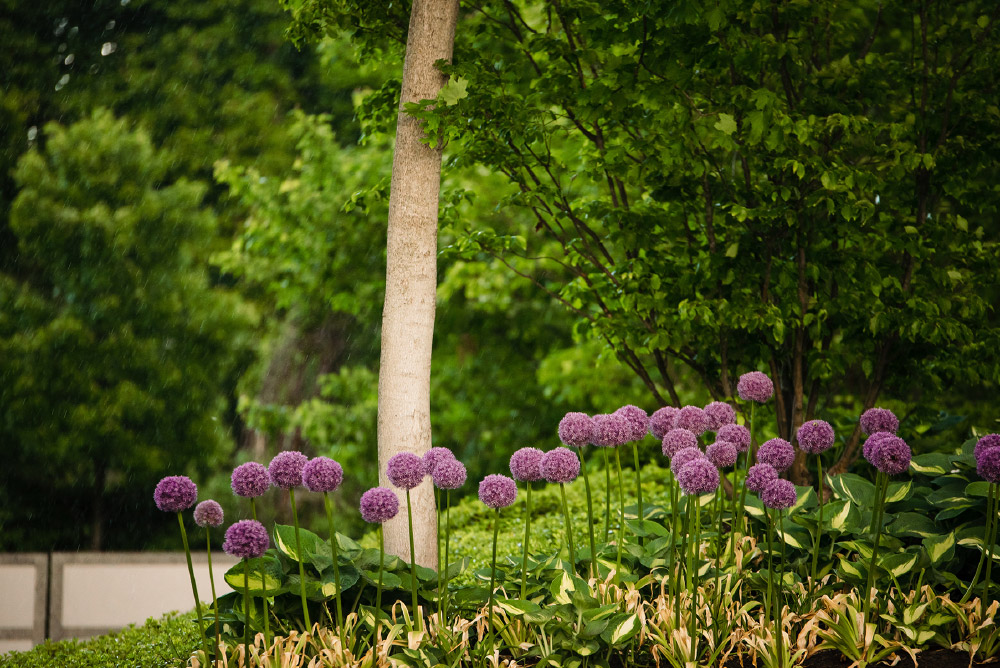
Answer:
[
  {"xmin": 550, "ymin": 570, "xmax": 575, "ymax": 604},
  {"xmin": 885, "ymin": 480, "xmax": 912, "ymax": 503},
  {"xmin": 966, "ymin": 481, "xmax": 992, "ymax": 498},
  {"xmin": 714, "ymin": 113, "xmax": 737, "ymax": 135},
  {"xmin": 910, "ymin": 454, "xmax": 952, "ymax": 476},
  {"xmin": 887, "ymin": 512, "xmax": 940, "ymax": 539},
  {"xmin": 880, "ymin": 551, "xmax": 918, "ymax": 578},
  {"xmin": 829, "ymin": 473, "xmax": 876, "ymax": 507},
  {"xmin": 224, "ymin": 556, "xmax": 283, "ymax": 595},
  {"xmin": 274, "ymin": 524, "xmax": 332, "ymax": 569},
  {"xmin": 923, "ymin": 531, "xmax": 956, "ymax": 566},
  {"xmin": 601, "ymin": 613, "xmax": 640, "ymax": 646},
  {"xmin": 495, "ymin": 598, "xmax": 541, "ymax": 617},
  {"xmin": 438, "ymin": 77, "xmax": 469, "ymax": 106}
]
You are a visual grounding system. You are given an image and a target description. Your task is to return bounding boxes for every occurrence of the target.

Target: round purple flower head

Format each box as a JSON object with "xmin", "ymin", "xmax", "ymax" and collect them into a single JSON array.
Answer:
[
  {"xmin": 433, "ymin": 459, "xmax": 467, "ymax": 490},
  {"xmin": 302, "ymin": 457, "xmax": 344, "ymax": 493},
  {"xmin": 590, "ymin": 413, "xmax": 629, "ymax": 447},
  {"xmin": 509, "ymin": 447, "xmax": 545, "ymax": 482},
  {"xmin": 757, "ymin": 438, "xmax": 795, "ymax": 472},
  {"xmin": 193, "ymin": 500, "xmax": 224, "ymax": 528},
  {"xmin": 746, "ymin": 463, "xmax": 779, "ymax": 493},
  {"xmin": 223, "ymin": 519, "xmax": 269, "ymax": 559},
  {"xmin": 675, "ymin": 406, "xmax": 710, "ymax": 436},
  {"xmin": 865, "ymin": 434, "xmax": 911, "ymax": 476},
  {"xmin": 541, "ymin": 447, "xmax": 581, "ymax": 483},
  {"xmin": 797, "ymin": 420, "xmax": 835, "ymax": 455},
  {"xmin": 704, "ymin": 402, "xmax": 737, "ymax": 431},
  {"xmin": 231, "ymin": 462, "xmax": 269, "ymax": 498},
  {"xmin": 154, "ymin": 476, "xmax": 197, "ymax": 513},
  {"xmin": 360, "ymin": 487, "xmax": 399, "ymax": 524},
  {"xmin": 615, "ymin": 405, "xmax": 650, "ymax": 442},
  {"xmin": 385, "ymin": 452, "xmax": 426, "ymax": 490},
  {"xmin": 423, "ymin": 447, "xmax": 456, "ymax": 475},
  {"xmin": 706, "ymin": 441, "xmax": 739, "ymax": 468},
  {"xmin": 860, "ymin": 407, "xmax": 899, "ymax": 436},
  {"xmin": 761, "ymin": 478, "xmax": 797, "ymax": 510},
  {"xmin": 558, "ymin": 412, "xmax": 594, "ymax": 448},
  {"xmin": 974, "ymin": 434, "xmax": 1000, "ymax": 461},
  {"xmin": 670, "ymin": 446, "xmax": 707, "ymax": 476},
  {"xmin": 269, "ymin": 451, "xmax": 308, "ymax": 490},
  {"xmin": 978, "ymin": 447, "xmax": 1000, "ymax": 484},
  {"xmin": 479, "ymin": 474, "xmax": 517, "ymax": 509},
  {"xmin": 649, "ymin": 406, "xmax": 680, "ymax": 439},
  {"xmin": 862, "ymin": 431, "xmax": 893, "ymax": 463},
  {"xmin": 662, "ymin": 428, "xmax": 698, "ymax": 459},
  {"xmin": 737, "ymin": 371, "xmax": 774, "ymax": 403},
  {"xmin": 718, "ymin": 424, "xmax": 751, "ymax": 453},
  {"xmin": 676, "ymin": 459, "xmax": 720, "ymax": 496}
]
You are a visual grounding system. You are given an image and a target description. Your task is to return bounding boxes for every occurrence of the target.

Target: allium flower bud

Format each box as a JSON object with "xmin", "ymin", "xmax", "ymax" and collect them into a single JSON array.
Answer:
[
  {"xmin": 761, "ymin": 478, "xmax": 797, "ymax": 510},
  {"xmin": 509, "ymin": 447, "xmax": 545, "ymax": 482},
  {"xmin": 433, "ymin": 458, "xmax": 467, "ymax": 490},
  {"xmin": 649, "ymin": 406, "xmax": 680, "ymax": 440},
  {"xmin": 558, "ymin": 412, "xmax": 594, "ymax": 447},
  {"xmin": 865, "ymin": 434, "xmax": 911, "ymax": 475},
  {"xmin": 662, "ymin": 428, "xmax": 698, "ymax": 459},
  {"xmin": 737, "ymin": 371, "xmax": 774, "ymax": 403},
  {"xmin": 479, "ymin": 474, "xmax": 518, "ymax": 509},
  {"xmin": 360, "ymin": 487, "xmax": 399, "ymax": 524},
  {"xmin": 541, "ymin": 447, "xmax": 580, "ymax": 483},
  {"xmin": 706, "ymin": 441, "xmax": 739, "ymax": 468},
  {"xmin": 676, "ymin": 459, "xmax": 720, "ymax": 496},
  {"xmin": 231, "ymin": 462, "xmax": 269, "ymax": 498},
  {"xmin": 675, "ymin": 406, "xmax": 710, "ymax": 435},
  {"xmin": 591, "ymin": 413, "xmax": 629, "ymax": 447},
  {"xmin": 670, "ymin": 446, "xmax": 707, "ymax": 476},
  {"xmin": 974, "ymin": 434, "xmax": 1000, "ymax": 461},
  {"xmin": 860, "ymin": 408, "xmax": 899, "ymax": 436},
  {"xmin": 704, "ymin": 402, "xmax": 737, "ymax": 431},
  {"xmin": 385, "ymin": 452, "xmax": 426, "ymax": 490},
  {"xmin": 614, "ymin": 405, "xmax": 649, "ymax": 442},
  {"xmin": 302, "ymin": 457, "xmax": 344, "ymax": 493},
  {"xmin": 718, "ymin": 424, "xmax": 751, "ymax": 453},
  {"xmin": 154, "ymin": 476, "xmax": 197, "ymax": 513},
  {"xmin": 268, "ymin": 451, "xmax": 308, "ymax": 490},
  {"xmin": 193, "ymin": 500, "xmax": 224, "ymax": 528},
  {"xmin": 746, "ymin": 463, "xmax": 778, "ymax": 493},
  {"xmin": 423, "ymin": 447, "xmax": 456, "ymax": 475},
  {"xmin": 797, "ymin": 420, "xmax": 835, "ymax": 455},
  {"xmin": 978, "ymin": 447, "xmax": 1000, "ymax": 484},
  {"xmin": 223, "ymin": 520, "xmax": 269, "ymax": 559},
  {"xmin": 757, "ymin": 438, "xmax": 795, "ymax": 472}
]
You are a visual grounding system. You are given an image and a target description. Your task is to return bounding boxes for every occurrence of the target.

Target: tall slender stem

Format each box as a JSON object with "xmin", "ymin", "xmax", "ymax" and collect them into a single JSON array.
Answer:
[
  {"xmin": 375, "ymin": 526, "xmax": 384, "ymax": 641},
  {"xmin": 559, "ymin": 483, "xmax": 576, "ymax": 568},
  {"xmin": 603, "ymin": 449, "xmax": 612, "ymax": 539},
  {"xmin": 983, "ymin": 482, "xmax": 998, "ymax": 619},
  {"xmin": 776, "ymin": 509, "xmax": 785, "ymax": 664},
  {"xmin": 488, "ymin": 508, "xmax": 501, "ymax": 661},
  {"xmin": 443, "ymin": 490, "xmax": 452, "ymax": 620},
  {"xmin": 177, "ymin": 513, "xmax": 210, "ymax": 661},
  {"xmin": 323, "ymin": 493, "xmax": 344, "ymax": 632},
  {"xmin": 250, "ymin": 499, "xmax": 269, "ymax": 647},
  {"xmin": 669, "ymin": 474, "xmax": 679, "ymax": 607},
  {"xmin": 810, "ymin": 456, "xmax": 824, "ymax": 592},
  {"xmin": 520, "ymin": 482, "xmax": 532, "ymax": 600},
  {"xmin": 683, "ymin": 498, "xmax": 694, "ymax": 640},
  {"xmin": 962, "ymin": 486, "xmax": 994, "ymax": 603},
  {"xmin": 735, "ymin": 403, "xmax": 756, "ymax": 544},
  {"xmin": 614, "ymin": 448, "xmax": 626, "ymax": 584},
  {"xmin": 288, "ymin": 488, "xmax": 311, "ymax": 630},
  {"xmin": 205, "ymin": 528, "xmax": 221, "ymax": 666},
  {"xmin": 862, "ymin": 472, "xmax": 888, "ymax": 632},
  {"xmin": 633, "ymin": 441, "xmax": 644, "ymax": 547},
  {"xmin": 405, "ymin": 488, "xmax": 421, "ymax": 631},
  {"xmin": 578, "ymin": 446, "xmax": 597, "ymax": 578},
  {"xmin": 242, "ymin": 559, "xmax": 251, "ymax": 663}
]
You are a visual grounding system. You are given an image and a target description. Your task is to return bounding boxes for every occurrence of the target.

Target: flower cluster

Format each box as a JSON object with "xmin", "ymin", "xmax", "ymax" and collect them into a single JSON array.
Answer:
[
  {"xmin": 704, "ymin": 401, "xmax": 736, "ymax": 431},
  {"xmin": 591, "ymin": 413, "xmax": 629, "ymax": 447},
  {"xmin": 649, "ymin": 406, "xmax": 680, "ymax": 439},
  {"xmin": 717, "ymin": 424, "xmax": 751, "ymax": 452},
  {"xmin": 269, "ymin": 451, "xmax": 308, "ymax": 490},
  {"xmin": 737, "ymin": 371, "xmax": 774, "ymax": 403},
  {"xmin": 615, "ymin": 405, "xmax": 649, "ymax": 442},
  {"xmin": 302, "ymin": 457, "xmax": 343, "ymax": 493},
  {"xmin": 864, "ymin": 433, "xmax": 911, "ymax": 475},
  {"xmin": 479, "ymin": 474, "xmax": 517, "ymax": 509},
  {"xmin": 386, "ymin": 452, "xmax": 426, "ymax": 490},
  {"xmin": 675, "ymin": 405, "xmax": 709, "ymax": 436},
  {"xmin": 541, "ymin": 447, "xmax": 581, "ymax": 483},
  {"xmin": 360, "ymin": 487, "xmax": 399, "ymax": 524},
  {"xmin": 860, "ymin": 407, "xmax": 899, "ymax": 436},
  {"xmin": 757, "ymin": 438, "xmax": 795, "ymax": 472},
  {"xmin": 193, "ymin": 500, "xmax": 224, "ymax": 528},
  {"xmin": 662, "ymin": 428, "xmax": 698, "ymax": 459},
  {"xmin": 231, "ymin": 462, "xmax": 269, "ymax": 498},
  {"xmin": 676, "ymin": 458, "xmax": 720, "ymax": 496},
  {"xmin": 761, "ymin": 479, "xmax": 797, "ymax": 510},
  {"xmin": 670, "ymin": 447, "xmax": 706, "ymax": 476},
  {"xmin": 706, "ymin": 441, "xmax": 738, "ymax": 468},
  {"xmin": 797, "ymin": 420, "xmax": 835, "ymax": 454},
  {"xmin": 223, "ymin": 520, "xmax": 269, "ymax": 559},
  {"xmin": 433, "ymin": 459, "xmax": 467, "ymax": 490},
  {"xmin": 154, "ymin": 476, "xmax": 197, "ymax": 513},
  {"xmin": 510, "ymin": 447, "xmax": 545, "ymax": 482},
  {"xmin": 423, "ymin": 447, "xmax": 456, "ymax": 475},
  {"xmin": 558, "ymin": 412, "xmax": 594, "ymax": 447}
]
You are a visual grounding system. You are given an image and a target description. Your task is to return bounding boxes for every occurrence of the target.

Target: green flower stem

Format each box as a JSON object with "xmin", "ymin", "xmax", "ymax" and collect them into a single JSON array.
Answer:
[
  {"xmin": 520, "ymin": 482, "xmax": 532, "ymax": 600},
  {"xmin": 765, "ymin": 508, "xmax": 774, "ymax": 624},
  {"xmin": 559, "ymin": 483, "xmax": 576, "ymax": 569},
  {"xmin": 614, "ymin": 448, "xmax": 626, "ymax": 584},
  {"xmin": 176, "ymin": 512, "xmax": 210, "ymax": 661},
  {"xmin": 242, "ymin": 559, "xmax": 251, "ymax": 663},
  {"xmin": 322, "ymin": 493, "xmax": 344, "ymax": 632},
  {"xmin": 810, "ymin": 456, "xmax": 825, "ymax": 592},
  {"xmin": 714, "ymin": 486, "xmax": 723, "ymax": 589},
  {"xmin": 405, "ymin": 489, "xmax": 421, "ymax": 631},
  {"xmin": 443, "ymin": 490, "xmax": 452, "ymax": 620},
  {"xmin": 488, "ymin": 508, "xmax": 501, "ymax": 660},
  {"xmin": 205, "ymin": 528, "xmax": 221, "ymax": 665},
  {"xmin": 288, "ymin": 488, "xmax": 311, "ymax": 630},
  {"xmin": 735, "ymin": 403, "xmax": 756, "ymax": 545},
  {"xmin": 728, "ymin": 464, "xmax": 739, "ymax": 565},
  {"xmin": 688, "ymin": 496, "xmax": 702, "ymax": 646},
  {"xmin": 862, "ymin": 472, "xmax": 888, "ymax": 632},
  {"xmin": 633, "ymin": 441, "xmax": 644, "ymax": 547},
  {"xmin": 776, "ymin": 509, "xmax": 786, "ymax": 665},
  {"xmin": 577, "ymin": 446, "xmax": 597, "ymax": 578},
  {"xmin": 249, "ymin": 499, "xmax": 269, "ymax": 648},
  {"xmin": 668, "ymin": 475, "xmax": 679, "ymax": 617},
  {"xmin": 375, "ymin": 526, "xmax": 384, "ymax": 641},
  {"xmin": 961, "ymin": 485, "xmax": 993, "ymax": 604},
  {"xmin": 984, "ymin": 482, "xmax": 999, "ymax": 619},
  {"xmin": 434, "ymin": 488, "xmax": 441, "ymax": 618},
  {"xmin": 682, "ymin": 498, "xmax": 693, "ymax": 594},
  {"xmin": 603, "ymin": 449, "xmax": 612, "ymax": 539}
]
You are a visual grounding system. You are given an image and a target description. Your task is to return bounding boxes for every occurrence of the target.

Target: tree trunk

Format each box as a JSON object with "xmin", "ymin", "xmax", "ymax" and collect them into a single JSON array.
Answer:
[{"xmin": 377, "ymin": 0, "xmax": 459, "ymax": 569}]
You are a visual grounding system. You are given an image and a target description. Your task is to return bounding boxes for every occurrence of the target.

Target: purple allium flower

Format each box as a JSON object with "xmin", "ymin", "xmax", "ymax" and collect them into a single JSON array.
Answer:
[
  {"xmin": 860, "ymin": 407, "xmax": 899, "ymax": 436},
  {"xmin": 302, "ymin": 457, "xmax": 344, "ymax": 493},
  {"xmin": 615, "ymin": 405, "xmax": 650, "ymax": 442},
  {"xmin": 268, "ymin": 451, "xmax": 308, "ymax": 490},
  {"xmin": 590, "ymin": 413, "xmax": 629, "ymax": 447},
  {"xmin": 193, "ymin": 500, "xmax": 224, "ymax": 528},
  {"xmin": 862, "ymin": 431, "xmax": 893, "ymax": 463},
  {"xmin": 704, "ymin": 402, "xmax": 737, "ymax": 431},
  {"xmin": 509, "ymin": 447, "xmax": 545, "ymax": 482},
  {"xmin": 761, "ymin": 479, "xmax": 797, "ymax": 510},
  {"xmin": 223, "ymin": 520, "xmax": 269, "ymax": 559},
  {"xmin": 974, "ymin": 434, "xmax": 1000, "ymax": 461},
  {"xmin": 797, "ymin": 420, "xmax": 835, "ymax": 455},
  {"xmin": 706, "ymin": 441, "xmax": 739, "ymax": 468},
  {"xmin": 662, "ymin": 428, "xmax": 698, "ymax": 459},
  {"xmin": 360, "ymin": 487, "xmax": 399, "ymax": 524},
  {"xmin": 154, "ymin": 476, "xmax": 197, "ymax": 513},
  {"xmin": 737, "ymin": 371, "xmax": 774, "ymax": 403},
  {"xmin": 541, "ymin": 447, "xmax": 581, "ymax": 483},
  {"xmin": 423, "ymin": 447, "xmax": 456, "ymax": 475},
  {"xmin": 865, "ymin": 434, "xmax": 911, "ymax": 476},
  {"xmin": 558, "ymin": 412, "xmax": 594, "ymax": 448},
  {"xmin": 479, "ymin": 474, "xmax": 518, "ymax": 509},
  {"xmin": 746, "ymin": 463, "xmax": 779, "ymax": 493},
  {"xmin": 718, "ymin": 424, "xmax": 751, "ymax": 453},
  {"xmin": 670, "ymin": 446, "xmax": 707, "ymax": 476},
  {"xmin": 385, "ymin": 452, "xmax": 426, "ymax": 490},
  {"xmin": 676, "ymin": 459, "xmax": 720, "ymax": 496},
  {"xmin": 433, "ymin": 459, "xmax": 467, "ymax": 490},
  {"xmin": 757, "ymin": 438, "xmax": 796, "ymax": 472},
  {"xmin": 649, "ymin": 406, "xmax": 680, "ymax": 440},
  {"xmin": 675, "ymin": 406, "xmax": 710, "ymax": 436},
  {"xmin": 978, "ymin": 447, "xmax": 1000, "ymax": 484},
  {"xmin": 231, "ymin": 462, "xmax": 269, "ymax": 498}
]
